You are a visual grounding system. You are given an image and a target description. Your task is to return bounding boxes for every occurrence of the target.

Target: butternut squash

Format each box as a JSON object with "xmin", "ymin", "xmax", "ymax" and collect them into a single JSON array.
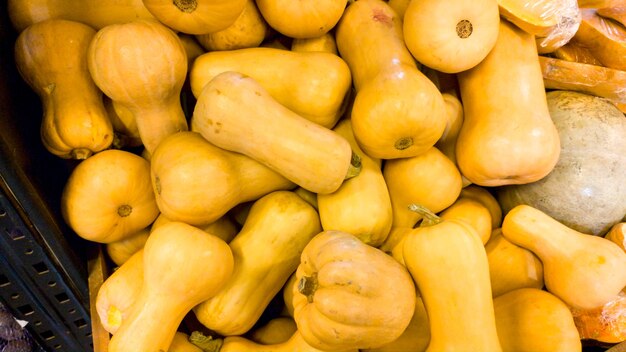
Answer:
[
  {"xmin": 151, "ymin": 213, "xmax": 238, "ymax": 244},
  {"xmin": 192, "ymin": 72, "xmax": 359, "ymax": 195},
  {"xmin": 387, "ymin": 0, "xmax": 411, "ymax": 19},
  {"xmin": 61, "ymin": 150, "xmax": 159, "ymax": 243},
  {"xmin": 501, "ymin": 205, "xmax": 626, "ymax": 309},
  {"xmin": 597, "ymin": 6, "xmax": 626, "ymax": 27},
  {"xmin": 572, "ymin": 8, "xmax": 626, "ymax": 71},
  {"xmin": 439, "ymin": 198, "xmax": 492, "ymax": 245},
  {"xmin": 108, "ymin": 222, "xmax": 234, "ymax": 352},
  {"xmin": 195, "ymin": 0, "xmax": 268, "ymax": 51},
  {"xmin": 494, "ymin": 288, "xmax": 582, "ymax": 352},
  {"xmin": 485, "ymin": 228, "xmax": 544, "ymax": 298},
  {"xmin": 434, "ymin": 92, "xmax": 465, "ymax": 179},
  {"xmin": 104, "ymin": 97, "xmax": 142, "ymax": 148},
  {"xmin": 105, "ymin": 227, "xmax": 150, "ymax": 266},
  {"xmin": 456, "ymin": 19, "xmax": 560, "ymax": 186},
  {"xmin": 403, "ymin": 0, "xmax": 500, "ymax": 73},
  {"xmin": 150, "ymin": 132, "xmax": 294, "ymax": 226},
  {"xmin": 570, "ymin": 289, "xmax": 626, "ymax": 343},
  {"xmin": 177, "ymin": 33, "xmax": 206, "ymax": 68},
  {"xmin": 14, "ymin": 19, "xmax": 113, "ymax": 159},
  {"xmin": 96, "ymin": 249, "xmax": 144, "ymax": 334},
  {"xmin": 497, "ymin": 0, "xmax": 578, "ymax": 36},
  {"xmin": 402, "ymin": 207, "xmax": 502, "ymax": 352},
  {"xmin": 336, "ymin": 0, "xmax": 447, "ymax": 159},
  {"xmin": 7, "ymin": 0, "xmax": 155, "ymax": 32},
  {"xmin": 317, "ymin": 118, "xmax": 393, "ymax": 247},
  {"xmin": 193, "ymin": 191, "xmax": 321, "ymax": 336},
  {"xmin": 249, "ymin": 317, "xmax": 298, "ymax": 345},
  {"xmin": 88, "ymin": 20, "xmax": 188, "ymax": 154},
  {"xmin": 256, "ymin": 0, "xmax": 346, "ymax": 39},
  {"xmin": 206, "ymin": 331, "xmax": 358, "ymax": 352},
  {"xmin": 170, "ymin": 332, "xmax": 203, "ymax": 352},
  {"xmin": 281, "ymin": 272, "xmax": 298, "ymax": 318},
  {"xmin": 293, "ymin": 187, "xmax": 318, "ymax": 210},
  {"xmin": 190, "ymin": 47, "xmax": 351, "ymax": 128},
  {"xmin": 293, "ymin": 230, "xmax": 416, "ymax": 350},
  {"xmin": 291, "ymin": 33, "xmax": 338, "ymax": 54},
  {"xmin": 383, "ymin": 147, "xmax": 462, "ymax": 228},
  {"xmin": 553, "ymin": 42, "xmax": 602, "ymax": 65},
  {"xmin": 459, "ymin": 185, "xmax": 503, "ymax": 228},
  {"xmin": 142, "ymin": 0, "xmax": 246, "ymax": 35},
  {"xmin": 606, "ymin": 222, "xmax": 626, "ymax": 252}
]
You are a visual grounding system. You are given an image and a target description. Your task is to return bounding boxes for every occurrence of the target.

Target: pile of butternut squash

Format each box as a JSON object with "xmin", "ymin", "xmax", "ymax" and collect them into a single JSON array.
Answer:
[{"xmin": 8, "ymin": 0, "xmax": 626, "ymax": 351}]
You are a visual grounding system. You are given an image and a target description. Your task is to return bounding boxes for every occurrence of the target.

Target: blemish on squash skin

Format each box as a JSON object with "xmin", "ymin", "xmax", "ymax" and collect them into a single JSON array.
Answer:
[{"xmin": 372, "ymin": 8, "xmax": 393, "ymax": 28}]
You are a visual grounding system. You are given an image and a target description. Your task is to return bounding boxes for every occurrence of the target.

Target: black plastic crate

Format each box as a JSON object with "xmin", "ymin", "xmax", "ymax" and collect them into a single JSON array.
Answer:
[{"xmin": 0, "ymin": 6, "xmax": 98, "ymax": 352}]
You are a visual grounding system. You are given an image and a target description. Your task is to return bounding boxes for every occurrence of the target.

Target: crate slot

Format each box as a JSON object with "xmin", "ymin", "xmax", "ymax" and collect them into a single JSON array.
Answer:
[
  {"xmin": 74, "ymin": 318, "xmax": 87, "ymax": 329},
  {"xmin": 53, "ymin": 344, "xmax": 62, "ymax": 349},
  {"xmin": 24, "ymin": 248, "xmax": 33, "ymax": 255},
  {"xmin": 47, "ymin": 280, "xmax": 56, "ymax": 287},
  {"xmin": 8, "ymin": 228, "xmax": 25, "ymax": 241},
  {"xmin": 10, "ymin": 293, "xmax": 19, "ymax": 299},
  {"xmin": 0, "ymin": 274, "xmax": 9, "ymax": 287},
  {"xmin": 40, "ymin": 330, "xmax": 55, "ymax": 341},
  {"xmin": 17, "ymin": 304, "xmax": 34, "ymax": 316},
  {"xmin": 54, "ymin": 292, "xmax": 69, "ymax": 304},
  {"xmin": 32, "ymin": 262, "xmax": 49, "ymax": 275}
]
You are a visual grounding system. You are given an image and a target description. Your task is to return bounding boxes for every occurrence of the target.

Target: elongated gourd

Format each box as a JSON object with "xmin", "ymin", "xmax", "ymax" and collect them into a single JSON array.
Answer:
[
  {"xmin": 403, "ymin": 0, "xmax": 500, "ymax": 73},
  {"xmin": 108, "ymin": 222, "xmax": 234, "ymax": 352},
  {"xmin": 485, "ymin": 228, "xmax": 544, "ymax": 298},
  {"xmin": 151, "ymin": 213, "xmax": 238, "ymax": 244},
  {"xmin": 293, "ymin": 231, "xmax": 416, "ymax": 351},
  {"xmin": 402, "ymin": 207, "xmax": 503, "ymax": 352},
  {"xmin": 150, "ymin": 131, "xmax": 294, "ymax": 226},
  {"xmin": 142, "ymin": 0, "xmax": 246, "ymax": 35},
  {"xmin": 335, "ymin": 0, "xmax": 447, "ymax": 159},
  {"xmin": 14, "ymin": 19, "xmax": 113, "ymax": 159},
  {"xmin": 494, "ymin": 288, "xmax": 582, "ymax": 352},
  {"xmin": 7, "ymin": 0, "xmax": 155, "ymax": 32},
  {"xmin": 190, "ymin": 47, "xmax": 351, "ymax": 128},
  {"xmin": 195, "ymin": 0, "xmax": 268, "ymax": 51},
  {"xmin": 457, "ymin": 19, "xmax": 560, "ymax": 186},
  {"xmin": 96, "ymin": 249, "xmax": 143, "ymax": 334},
  {"xmin": 192, "ymin": 72, "xmax": 359, "ymax": 195},
  {"xmin": 501, "ymin": 205, "xmax": 626, "ymax": 309},
  {"xmin": 88, "ymin": 20, "xmax": 188, "ymax": 154},
  {"xmin": 193, "ymin": 191, "xmax": 321, "ymax": 336},
  {"xmin": 317, "ymin": 118, "xmax": 393, "ymax": 247},
  {"xmin": 198, "ymin": 331, "xmax": 358, "ymax": 352},
  {"xmin": 383, "ymin": 147, "xmax": 462, "ymax": 228},
  {"xmin": 439, "ymin": 198, "xmax": 492, "ymax": 245},
  {"xmin": 61, "ymin": 150, "xmax": 159, "ymax": 243}
]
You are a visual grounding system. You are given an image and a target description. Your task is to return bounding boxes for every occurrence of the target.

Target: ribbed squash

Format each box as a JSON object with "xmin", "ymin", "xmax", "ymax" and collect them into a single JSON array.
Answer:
[
  {"xmin": 193, "ymin": 191, "xmax": 321, "ymax": 336},
  {"xmin": 61, "ymin": 150, "xmax": 159, "ymax": 243},
  {"xmin": 293, "ymin": 231, "xmax": 416, "ymax": 350},
  {"xmin": 150, "ymin": 131, "xmax": 294, "ymax": 226},
  {"xmin": 142, "ymin": 0, "xmax": 246, "ymax": 35},
  {"xmin": 192, "ymin": 72, "xmax": 359, "ymax": 194},
  {"xmin": 190, "ymin": 47, "xmax": 351, "ymax": 128},
  {"xmin": 88, "ymin": 20, "xmax": 188, "ymax": 154},
  {"xmin": 14, "ymin": 19, "xmax": 113, "ymax": 159}
]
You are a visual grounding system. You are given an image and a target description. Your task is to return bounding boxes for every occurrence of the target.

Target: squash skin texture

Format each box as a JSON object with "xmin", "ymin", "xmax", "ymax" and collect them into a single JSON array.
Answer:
[
  {"xmin": 402, "ymin": 219, "xmax": 503, "ymax": 352},
  {"xmin": 108, "ymin": 222, "xmax": 234, "ymax": 352},
  {"xmin": 88, "ymin": 20, "xmax": 189, "ymax": 154},
  {"xmin": 219, "ymin": 331, "xmax": 358, "ymax": 352},
  {"xmin": 150, "ymin": 131, "xmax": 294, "ymax": 226},
  {"xmin": 456, "ymin": 19, "xmax": 560, "ymax": 186},
  {"xmin": 502, "ymin": 205, "xmax": 626, "ymax": 310},
  {"xmin": 61, "ymin": 149, "xmax": 159, "ymax": 243},
  {"xmin": 193, "ymin": 191, "xmax": 321, "ymax": 336},
  {"xmin": 192, "ymin": 71, "xmax": 355, "ymax": 195},
  {"xmin": 14, "ymin": 19, "xmax": 113, "ymax": 159},
  {"xmin": 336, "ymin": 0, "xmax": 447, "ymax": 159},
  {"xmin": 293, "ymin": 230, "xmax": 416, "ymax": 351},
  {"xmin": 190, "ymin": 47, "xmax": 351, "ymax": 128},
  {"xmin": 256, "ymin": 0, "xmax": 346, "ymax": 39}
]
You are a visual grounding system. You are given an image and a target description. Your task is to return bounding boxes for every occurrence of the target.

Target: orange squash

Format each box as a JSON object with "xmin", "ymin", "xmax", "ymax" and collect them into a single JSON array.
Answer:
[
  {"xmin": 192, "ymin": 72, "xmax": 359, "ymax": 194},
  {"xmin": 403, "ymin": 0, "xmax": 500, "ymax": 73},
  {"xmin": 335, "ymin": 0, "xmax": 447, "ymax": 159},
  {"xmin": 459, "ymin": 185, "xmax": 503, "ymax": 228},
  {"xmin": 434, "ymin": 92, "xmax": 465, "ymax": 180},
  {"xmin": 61, "ymin": 149, "xmax": 159, "ymax": 243},
  {"xmin": 570, "ymin": 289, "xmax": 626, "ymax": 343},
  {"xmin": 14, "ymin": 19, "xmax": 113, "ymax": 159},
  {"xmin": 572, "ymin": 8, "xmax": 626, "ymax": 71},
  {"xmin": 88, "ymin": 20, "xmax": 188, "ymax": 154},
  {"xmin": 456, "ymin": 19, "xmax": 560, "ymax": 186},
  {"xmin": 291, "ymin": 33, "xmax": 338, "ymax": 54},
  {"xmin": 169, "ymin": 332, "xmax": 203, "ymax": 352},
  {"xmin": 151, "ymin": 213, "xmax": 238, "ymax": 244},
  {"xmin": 502, "ymin": 205, "xmax": 626, "ymax": 309},
  {"xmin": 293, "ymin": 230, "xmax": 416, "ymax": 350},
  {"xmin": 108, "ymin": 222, "xmax": 234, "ymax": 352},
  {"xmin": 249, "ymin": 317, "xmax": 298, "ymax": 345},
  {"xmin": 150, "ymin": 131, "xmax": 294, "ymax": 226},
  {"xmin": 142, "ymin": 0, "xmax": 246, "ymax": 35},
  {"xmin": 203, "ymin": 331, "xmax": 358, "ymax": 352},
  {"xmin": 256, "ymin": 0, "xmax": 346, "ymax": 39},
  {"xmin": 439, "ymin": 198, "xmax": 492, "ymax": 245},
  {"xmin": 105, "ymin": 227, "xmax": 150, "ymax": 266},
  {"xmin": 605, "ymin": 222, "xmax": 626, "ymax": 251}
]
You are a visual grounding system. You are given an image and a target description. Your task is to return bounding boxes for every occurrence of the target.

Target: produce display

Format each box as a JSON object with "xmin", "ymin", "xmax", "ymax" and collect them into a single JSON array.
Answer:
[{"xmin": 5, "ymin": 0, "xmax": 626, "ymax": 351}]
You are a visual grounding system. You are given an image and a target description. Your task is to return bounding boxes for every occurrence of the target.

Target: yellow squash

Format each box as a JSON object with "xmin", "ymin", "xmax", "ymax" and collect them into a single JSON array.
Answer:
[
  {"xmin": 14, "ymin": 19, "xmax": 113, "ymax": 159},
  {"xmin": 105, "ymin": 227, "xmax": 150, "ymax": 266},
  {"xmin": 142, "ymin": 0, "xmax": 246, "ymax": 34},
  {"xmin": 193, "ymin": 191, "xmax": 321, "ymax": 336},
  {"xmin": 256, "ymin": 0, "xmax": 346, "ymax": 39},
  {"xmin": 439, "ymin": 197, "xmax": 492, "ymax": 245},
  {"xmin": 249, "ymin": 317, "xmax": 298, "ymax": 345}
]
